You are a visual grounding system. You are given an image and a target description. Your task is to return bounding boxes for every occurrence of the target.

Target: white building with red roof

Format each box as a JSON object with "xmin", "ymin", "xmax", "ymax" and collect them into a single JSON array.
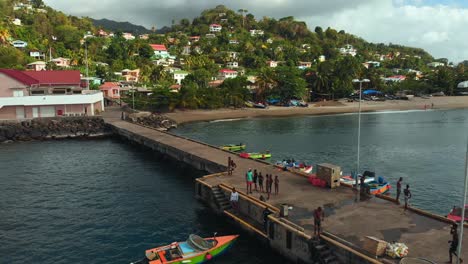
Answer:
[
  {"xmin": 150, "ymin": 44, "xmax": 170, "ymax": 59},
  {"xmin": 218, "ymin": 69, "xmax": 238, "ymax": 80},
  {"xmin": 210, "ymin": 24, "xmax": 222, "ymax": 32},
  {"xmin": 0, "ymin": 69, "xmax": 104, "ymax": 120}
]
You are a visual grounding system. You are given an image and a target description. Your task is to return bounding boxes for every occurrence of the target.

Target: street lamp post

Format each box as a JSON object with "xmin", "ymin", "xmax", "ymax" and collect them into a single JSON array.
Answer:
[{"xmin": 352, "ymin": 79, "xmax": 370, "ymax": 201}]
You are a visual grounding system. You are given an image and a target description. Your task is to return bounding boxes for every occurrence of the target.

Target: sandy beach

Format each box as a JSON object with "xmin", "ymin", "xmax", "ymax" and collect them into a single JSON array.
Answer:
[{"xmin": 165, "ymin": 96, "xmax": 468, "ymax": 124}]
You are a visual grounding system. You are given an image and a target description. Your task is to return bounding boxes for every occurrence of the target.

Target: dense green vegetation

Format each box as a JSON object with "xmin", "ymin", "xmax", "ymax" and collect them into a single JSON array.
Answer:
[{"xmin": 1, "ymin": 1, "xmax": 467, "ymax": 111}]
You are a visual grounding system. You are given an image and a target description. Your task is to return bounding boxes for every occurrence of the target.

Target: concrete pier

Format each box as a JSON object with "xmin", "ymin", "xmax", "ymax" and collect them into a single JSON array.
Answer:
[{"xmin": 104, "ymin": 109, "xmax": 467, "ymax": 264}]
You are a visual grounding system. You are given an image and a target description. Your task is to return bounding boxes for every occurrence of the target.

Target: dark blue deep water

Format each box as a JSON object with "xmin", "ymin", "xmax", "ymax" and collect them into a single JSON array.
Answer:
[
  {"xmin": 0, "ymin": 139, "xmax": 284, "ymax": 263},
  {"xmin": 175, "ymin": 109, "xmax": 468, "ymax": 215}
]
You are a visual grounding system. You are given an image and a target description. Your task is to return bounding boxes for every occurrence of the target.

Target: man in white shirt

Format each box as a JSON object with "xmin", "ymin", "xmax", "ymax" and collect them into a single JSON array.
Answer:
[{"xmin": 230, "ymin": 187, "xmax": 239, "ymax": 211}]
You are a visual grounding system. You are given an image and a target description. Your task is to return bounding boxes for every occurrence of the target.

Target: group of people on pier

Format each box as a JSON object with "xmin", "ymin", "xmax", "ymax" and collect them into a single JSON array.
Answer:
[{"xmin": 245, "ymin": 168, "xmax": 279, "ymax": 200}]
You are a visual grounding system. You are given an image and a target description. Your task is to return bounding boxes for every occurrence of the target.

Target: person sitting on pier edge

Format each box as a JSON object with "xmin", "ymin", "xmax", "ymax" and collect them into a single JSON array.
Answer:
[
  {"xmin": 230, "ymin": 188, "xmax": 239, "ymax": 211},
  {"xmin": 263, "ymin": 207, "xmax": 272, "ymax": 232},
  {"xmin": 396, "ymin": 177, "xmax": 403, "ymax": 204},
  {"xmin": 313, "ymin": 207, "xmax": 325, "ymax": 238}
]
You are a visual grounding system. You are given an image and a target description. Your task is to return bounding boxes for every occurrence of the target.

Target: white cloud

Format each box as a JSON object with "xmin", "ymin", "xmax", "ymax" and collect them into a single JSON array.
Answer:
[{"xmin": 43, "ymin": 0, "xmax": 468, "ymax": 62}]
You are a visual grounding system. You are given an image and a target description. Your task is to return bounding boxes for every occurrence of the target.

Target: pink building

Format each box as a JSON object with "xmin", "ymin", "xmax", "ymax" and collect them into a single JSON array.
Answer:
[
  {"xmin": 0, "ymin": 69, "xmax": 104, "ymax": 120},
  {"xmin": 99, "ymin": 82, "xmax": 121, "ymax": 99}
]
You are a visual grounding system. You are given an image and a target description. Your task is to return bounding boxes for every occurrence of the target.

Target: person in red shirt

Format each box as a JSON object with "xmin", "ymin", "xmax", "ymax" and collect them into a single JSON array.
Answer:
[{"xmin": 314, "ymin": 207, "xmax": 325, "ymax": 237}]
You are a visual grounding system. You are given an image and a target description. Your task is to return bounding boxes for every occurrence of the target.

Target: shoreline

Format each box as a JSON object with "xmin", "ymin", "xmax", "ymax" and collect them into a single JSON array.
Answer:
[{"xmin": 165, "ymin": 96, "xmax": 468, "ymax": 124}]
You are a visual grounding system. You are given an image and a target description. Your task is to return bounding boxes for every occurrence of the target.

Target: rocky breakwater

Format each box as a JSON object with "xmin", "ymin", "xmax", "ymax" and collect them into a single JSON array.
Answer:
[
  {"xmin": 0, "ymin": 117, "xmax": 111, "ymax": 143},
  {"xmin": 127, "ymin": 112, "xmax": 177, "ymax": 131}
]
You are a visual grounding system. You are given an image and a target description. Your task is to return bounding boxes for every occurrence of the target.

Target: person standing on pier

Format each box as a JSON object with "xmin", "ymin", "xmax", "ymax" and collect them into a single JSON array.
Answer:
[
  {"xmin": 266, "ymin": 174, "xmax": 271, "ymax": 200},
  {"xmin": 230, "ymin": 188, "xmax": 239, "ymax": 211},
  {"xmin": 448, "ymin": 223, "xmax": 463, "ymax": 263},
  {"xmin": 396, "ymin": 177, "xmax": 403, "ymax": 203},
  {"xmin": 258, "ymin": 172, "xmax": 264, "ymax": 192},
  {"xmin": 269, "ymin": 174, "xmax": 274, "ymax": 194},
  {"xmin": 274, "ymin": 175, "xmax": 279, "ymax": 195},
  {"xmin": 253, "ymin": 169, "xmax": 258, "ymax": 191},
  {"xmin": 403, "ymin": 184, "xmax": 412, "ymax": 212},
  {"xmin": 229, "ymin": 158, "xmax": 236, "ymax": 175},
  {"xmin": 246, "ymin": 169, "xmax": 253, "ymax": 194},
  {"xmin": 314, "ymin": 207, "xmax": 325, "ymax": 238}
]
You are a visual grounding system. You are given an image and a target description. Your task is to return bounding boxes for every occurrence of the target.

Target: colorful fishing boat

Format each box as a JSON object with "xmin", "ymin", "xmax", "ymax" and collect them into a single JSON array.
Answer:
[
  {"xmin": 447, "ymin": 205, "xmax": 468, "ymax": 222},
  {"xmin": 221, "ymin": 144, "xmax": 246, "ymax": 152},
  {"xmin": 301, "ymin": 165, "xmax": 313, "ymax": 174},
  {"xmin": 135, "ymin": 234, "xmax": 238, "ymax": 264},
  {"xmin": 239, "ymin": 152, "xmax": 271, "ymax": 159},
  {"xmin": 340, "ymin": 175, "xmax": 374, "ymax": 186},
  {"xmin": 366, "ymin": 180, "xmax": 391, "ymax": 195}
]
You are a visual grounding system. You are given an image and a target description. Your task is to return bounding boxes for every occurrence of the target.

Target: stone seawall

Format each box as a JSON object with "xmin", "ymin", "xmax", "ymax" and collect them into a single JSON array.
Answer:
[{"xmin": 0, "ymin": 117, "xmax": 111, "ymax": 143}]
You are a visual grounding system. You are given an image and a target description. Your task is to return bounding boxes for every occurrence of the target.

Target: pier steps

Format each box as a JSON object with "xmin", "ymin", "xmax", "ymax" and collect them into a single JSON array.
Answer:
[
  {"xmin": 212, "ymin": 186, "xmax": 232, "ymax": 211},
  {"xmin": 310, "ymin": 239, "xmax": 341, "ymax": 264}
]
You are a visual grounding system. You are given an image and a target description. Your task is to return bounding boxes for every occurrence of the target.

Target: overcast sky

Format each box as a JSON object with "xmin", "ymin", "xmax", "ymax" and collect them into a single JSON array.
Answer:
[{"xmin": 43, "ymin": 0, "xmax": 468, "ymax": 63}]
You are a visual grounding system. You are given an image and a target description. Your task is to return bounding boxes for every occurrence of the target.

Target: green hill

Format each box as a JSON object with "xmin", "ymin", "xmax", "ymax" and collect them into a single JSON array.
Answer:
[{"xmin": 90, "ymin": 18, "xmax": 152, "ymax": 34}]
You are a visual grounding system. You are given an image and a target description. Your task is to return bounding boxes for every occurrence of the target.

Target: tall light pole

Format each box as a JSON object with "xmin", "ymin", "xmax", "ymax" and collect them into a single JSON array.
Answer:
[
  {"xmin": 457, "ymin": 139, "xmax": 468, "ymax": 264},
  {"xmin": 85, "ymin": 40, "xmax": 89, "ymax": 90},
  {"xmin": 352, "ymin": 78, "xmax": 370, "ymax": 201}
]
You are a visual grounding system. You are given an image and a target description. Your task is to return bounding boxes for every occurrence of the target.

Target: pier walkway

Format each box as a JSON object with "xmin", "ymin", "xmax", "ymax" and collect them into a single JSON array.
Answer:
[{"xmin": 103, "ymin": 109, "xmax": 466, "ymax": 263}]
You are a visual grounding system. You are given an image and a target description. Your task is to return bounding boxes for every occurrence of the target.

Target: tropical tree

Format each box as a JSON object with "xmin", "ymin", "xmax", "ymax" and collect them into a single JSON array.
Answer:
[{"xmin": 255, "ymin": 67, "xmax": 277, "ymax": 100}]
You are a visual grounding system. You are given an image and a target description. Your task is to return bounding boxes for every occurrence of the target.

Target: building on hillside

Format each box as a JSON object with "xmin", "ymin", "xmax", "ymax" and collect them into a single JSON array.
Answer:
[
  {"xmin": 226, "ymin": 61, "xmax": 239, "ymax": 68},
  {"xmin": 318, "ymin": 55, "xmax": 326, "ymax": 62},
  {"xmin": 208, "ymin": 80, "xmax": 224, "ymax": 88},
  {"xmin": 182, "ymin": 46, "xmax": 191, "ymax": 55},
  {"xmin": 51, "ymin": 57, "xmax": 71, "ymax": 68},
  {"xmin": 80, "ymin": 77, "xmax": 102, "ymax": 88},
  {"xmin": 29, "ymin": 50, "xmax": 46, "ymax": 60},
  {"xmin": 229, "ymin": 39, "xmax": 239, "ymax": 45},
  {"xmin": 98, "ymin": 29, "xmax": 108, "ymax": 37},
  {"xmin": 150, "ymin": 44, "xmax": 170, "ymax": 58},
  {"xmin": 169, "ymin": 84, "xmax": 181, "ymax": 92},
  {"xmin": 99, "ymin": 82, "xmax": 121, "ymax": 99},
  {"xmin": 218, "ymin": 69, "xmax": 238, "ymax": 80},
  {"xmin": 173, "ymin": 70, "xmax": 189, "ymax": 85},
  {"xmin": 362, "ymin": 61, "xmax": 381, "ymax": 69},
  {"xmin": 0, "ymin": 69, "xmax": 104, "ymax": 120},
  {"xmin": 205, "ymin": 33, "xmax": 216, "ymax": 38},
  {"xmin": 220, "ymin": 18, "xmax": 228, "ymax": 23},
  {"xmin": 250, "ymin": 29, "xmax": 264, "ymax": 36},
  {"xmin": 26, "ymin": 61, "xmax": 47, "ymax": 71},
  {"xmin": 153, "ymin": 58, "xmax": 175, "ymax": 67},
  {"xmin": 266, "ymin": 38, "xmax": 274, "ymax": 44},
  {"xmin": 139, "ymin": 34, "xmax": 149, "ymax": 40},
  {"xmin": 121, "ymin": 69, "xmax": 140, "ymax": 83},
  {"xmin": 189, "ymin": 36, "xmax": 200, "ymax": 43},
  {"xmin": 228, "ymin": 51, "xmax": 239, "ymax": 59},
  {"xmin": 266, "ymin": 61, "xmax": 278, "ymax": 68},
  {"xmin": 122, "ymin": 32, "xmax": 135, "ymax": 40},
  {"xmin": 339, "ymin": 44, "xmax": 357, "ymax": 57},
  {"xmin": 383, "ymin": 75, "xmax": 406, "ymax": 83},
  {"xmin": 11, "ymin": 40, "xmax": 27, "ymax": 48},
  {"xmin": 298, "ymin": 61, "xmax": 312, "ymax": 69},
  {"xmin": 12, "ymin": 18, "xmax": 21, "ymax": 26},
  {"xmin": 427, "ymin": 62, "xmax": 445, "ymax": 68},
  {"xmin": 209, "ymin": 24, "xmax": 222, "ymax": 32}
]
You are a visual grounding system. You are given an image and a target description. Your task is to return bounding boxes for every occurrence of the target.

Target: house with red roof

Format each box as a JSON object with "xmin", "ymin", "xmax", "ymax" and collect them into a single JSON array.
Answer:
[
  {"xmin": 0, "ymin": 69, "xmax": 104, "ymax": 120},
  {"xmin": 209, "ymin": 24, "xmax": 222, "ymax": 32},
  {"xmin": 218, "ymin": 69, "xmax": 238, "ymax": 80},
  {"xmin": 99, "ymin": 82, "xmax": 121, "ymax": 99},
  {"xmin": 150, "ymin": 44, "xmax": 170, "ymax": 59}
]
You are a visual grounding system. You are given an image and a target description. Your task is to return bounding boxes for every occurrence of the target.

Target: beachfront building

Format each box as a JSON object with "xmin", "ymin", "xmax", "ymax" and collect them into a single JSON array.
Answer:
[
  {"xmin": 0, "ymin": 69, "xmax": 104, "ymax": 120},
  {"xmin": 173, "ymin": 70, "xmax": 189, "ymax": 85},
  {"xmin": 99, "ymin": 82, "xmax": 121, "ymax": 99},
  {"xmin": 218, "ymin": 69, "xmax": 238, "ymax": 80},
  {"xmin": 26, "ymin": 61, "xmax": 47, "ymax": 71}
]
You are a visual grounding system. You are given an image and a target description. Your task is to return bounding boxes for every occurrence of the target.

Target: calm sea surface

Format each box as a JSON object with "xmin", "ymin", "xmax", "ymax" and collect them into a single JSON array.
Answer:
[
  {"xmin": 175, "ymin": 109, "xmax": 468, "ymax": 215},
  {"xmin": 0, "ymin": 139, "xmax": 285, "ymax": 263}
]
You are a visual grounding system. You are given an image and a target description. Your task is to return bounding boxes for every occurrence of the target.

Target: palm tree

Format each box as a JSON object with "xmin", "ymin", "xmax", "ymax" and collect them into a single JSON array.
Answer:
[
  {"xmin": 238, "ymin": 9, "xmax": 248, "ymax": 28},
  {"xmin": 0, "ymin": 28, "xmax": 10, "ymax": 44},
  {"xmin": 255, "ymin": 68, "xmax": 276, "ymax": 100}
]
